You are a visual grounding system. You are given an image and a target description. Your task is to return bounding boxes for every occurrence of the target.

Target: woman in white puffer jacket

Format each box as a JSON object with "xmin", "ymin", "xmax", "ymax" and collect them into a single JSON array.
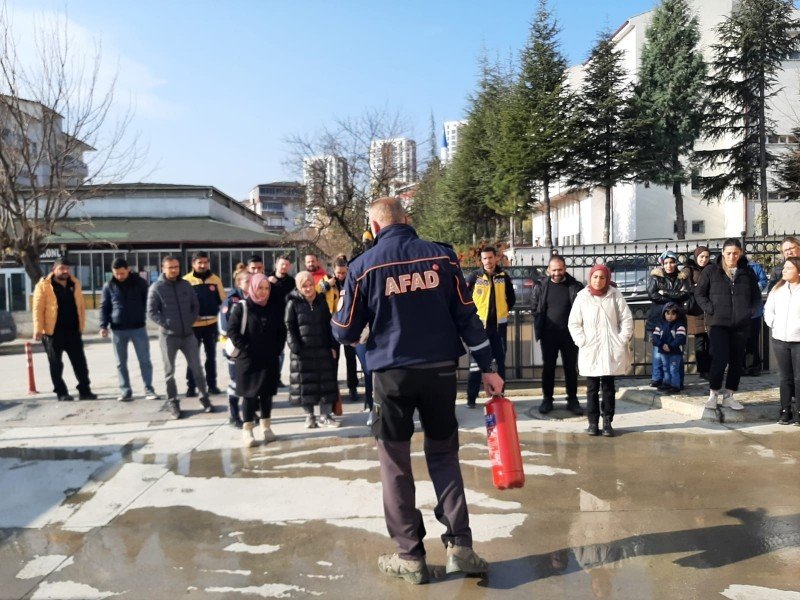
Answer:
[
  {"xmin": 764, "ymin": 256, "xmax": 800, "ymax": 425},
  {"xmin": 568, "ymin": 264, "xmax": 634, "ymax": 437}
]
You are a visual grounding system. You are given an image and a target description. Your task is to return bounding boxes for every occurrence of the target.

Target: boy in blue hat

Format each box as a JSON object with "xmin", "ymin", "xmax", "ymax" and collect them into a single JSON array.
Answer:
[{"xmin": 651, "ymin": 302, "xmax": 687, "ymax": 393}]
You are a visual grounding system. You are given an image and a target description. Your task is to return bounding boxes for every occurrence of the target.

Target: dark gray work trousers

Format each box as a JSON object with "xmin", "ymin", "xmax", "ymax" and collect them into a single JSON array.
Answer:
[{"xmin": 372, "ymin": 362, "xmax": 472, "ymax": 559}]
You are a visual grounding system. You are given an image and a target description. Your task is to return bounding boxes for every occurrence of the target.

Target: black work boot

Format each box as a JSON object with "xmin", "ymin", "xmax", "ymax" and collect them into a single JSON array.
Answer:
[
  {"xmin": 602, "ymin": 416, "xmax": 615, "ymax": 437},
  {"xmin": 587, "ymin": 422, "xmax": 600, "ymax": 436}
]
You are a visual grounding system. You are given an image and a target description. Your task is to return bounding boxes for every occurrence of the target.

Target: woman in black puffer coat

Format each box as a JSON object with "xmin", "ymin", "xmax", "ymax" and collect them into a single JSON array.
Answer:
[
  {"xmin": 284, "ymin": 271, "xmax": 340, "ymax": 429},
  {"xmin": 694, "ymin": 239, "xmax": 762, "ymax": 410}
]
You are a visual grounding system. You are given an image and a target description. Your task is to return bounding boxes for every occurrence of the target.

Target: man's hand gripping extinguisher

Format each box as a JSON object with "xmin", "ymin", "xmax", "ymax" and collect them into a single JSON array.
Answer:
[{"xmin": 485, "ymin": 395, "xmax": 525, "ymax": 490}]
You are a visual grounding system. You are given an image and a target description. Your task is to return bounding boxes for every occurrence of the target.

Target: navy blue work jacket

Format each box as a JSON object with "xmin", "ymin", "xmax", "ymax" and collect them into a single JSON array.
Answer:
[{"xmin": 331, "ymin": 223, "xmax": 492, "ymax": 372}]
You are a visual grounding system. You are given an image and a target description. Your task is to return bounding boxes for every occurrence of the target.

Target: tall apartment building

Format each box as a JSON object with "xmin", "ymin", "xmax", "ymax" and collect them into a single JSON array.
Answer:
[
  {"xmin": 440, "ymin": 120, "xmax": 467, "ymax": 165},
  {"xmin": 302, "ymin": 154, "xmax": 348, "ymax": 207},
  {"xmin": 242, "ymin": 182, "xmax": 305, "ymax": 233},
  {"xmin": 529, "ymin": 0, "xmax": 800, "ymax": 245},
  {"xmin": 369, "ymin": 137, "xmax": 417, "ymax": 195}
]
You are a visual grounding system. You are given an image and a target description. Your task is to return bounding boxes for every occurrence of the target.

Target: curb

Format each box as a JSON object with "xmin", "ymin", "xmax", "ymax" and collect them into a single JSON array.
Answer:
[{"xmin": 619, "ymin": 387, "xmax": 780, "ymax": 423}]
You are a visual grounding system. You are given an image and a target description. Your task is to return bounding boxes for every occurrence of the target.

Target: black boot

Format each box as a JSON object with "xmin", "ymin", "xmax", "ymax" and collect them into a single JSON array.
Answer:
[
  {"xmin": 602, "ymin": 416, "xmax": 615, "ymax": 437},
  {"xmin": 778, "ymin": 409, "xmax": 793, "ymax": 425},
  {"xmin": 587, "ymin": 422, "xmax": 600, "ymax": 436},
  {"xmin": 348, "ymin": 388, "xmax": 360, "ymax": 403},
  {"xmin": 228, "ymin": 397, "xmax": 243, "ymax": 429}
]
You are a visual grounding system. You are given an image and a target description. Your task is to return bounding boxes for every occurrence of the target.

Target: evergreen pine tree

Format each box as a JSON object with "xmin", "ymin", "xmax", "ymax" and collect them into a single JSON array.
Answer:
[
  {"xmin": 627, "ymin": 0, "xmax": 706, "ymax": 240},
  {"xmin": 775, "ymin": 128, "xmax": 800, "ymax": 201},
  {"xmin": 567, "ymin": 31, "xmax": 632, "ymax": 243},
  {"xmin": 698, "ymin": 0, "xmax": 800, "ymax": 235},
  {"xmin": 515, "ymin": 0, "xmax": 572, "ymax": 247},
  {"xmin": 445, "ymin": 54, "xmax": 510, "ymax": 240}
]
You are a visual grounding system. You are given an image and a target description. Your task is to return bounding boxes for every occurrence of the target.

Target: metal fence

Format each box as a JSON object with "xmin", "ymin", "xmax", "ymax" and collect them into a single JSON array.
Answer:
[
  {"xmin": 460, "ymin": 233, "xmax": 793, "ymax": 383},
  {"xmin": 458, "ymin": 302, "xmax": 771, "ymax": 383},
  {"xmin": 507, "ymin": 233, "xmax": 793, "ymax": 293}
]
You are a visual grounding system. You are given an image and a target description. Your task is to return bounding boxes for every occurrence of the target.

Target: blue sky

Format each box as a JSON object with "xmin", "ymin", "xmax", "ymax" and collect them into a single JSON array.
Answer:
[{"xmin": 15, "ymin": 0, "xmax": 660, "ymax": 199}]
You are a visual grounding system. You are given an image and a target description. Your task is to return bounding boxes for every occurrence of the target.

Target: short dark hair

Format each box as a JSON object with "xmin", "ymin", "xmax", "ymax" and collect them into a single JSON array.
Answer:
[
  {"xmin": 722, "ymin": 238, "xmax": 742, "ymax": 250},
  {"xmin": 548, "ymin": 255, "xmax": 566, "ymax": 267},
  {"xmin": 277, "ymin": 255, "xmax": 291, "ymax": 262},
  {"xmin": 162, "ymin": 254, "xmax": 180, "ymax": 266},
  {"xmin": 304, "ymin": 253, "xmax": 318, "ymax": 260},
  {"xmin": 481, "ymin": 246, "xmax": 497, "ymax": 255},
  {"xmin": 112, "ymin": 258, "xmax": 129, "ymax": 269},
  {"xmin": 191, "ymin": 251, "xmax": 209, "ymax": 262},
  {"xmin": 247, "ymin": 254, "xmax": 263, "ymax": 265},
  {"xmin": 333, "ymin": 257, "xmax": 348, "ymax": 268},
  {"xmin": 53, "ymin": 257, "xmax": 70, "ymax": 268}
]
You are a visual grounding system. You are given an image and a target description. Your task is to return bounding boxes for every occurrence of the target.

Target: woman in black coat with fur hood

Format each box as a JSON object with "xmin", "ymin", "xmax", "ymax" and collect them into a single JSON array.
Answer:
[
  {"xmin": 284, "ymin": 271, "xmax": 340, "ymax": 429},
  {"xmin": 694, "ymin": 239, "xmax": 762, "ymax": 411}
]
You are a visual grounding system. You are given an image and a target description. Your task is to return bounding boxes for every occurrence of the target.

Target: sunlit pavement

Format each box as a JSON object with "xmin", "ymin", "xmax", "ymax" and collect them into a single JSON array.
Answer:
[{"xmin": 0, "ymin": 340, "xmax": 798, "ymax": 599}]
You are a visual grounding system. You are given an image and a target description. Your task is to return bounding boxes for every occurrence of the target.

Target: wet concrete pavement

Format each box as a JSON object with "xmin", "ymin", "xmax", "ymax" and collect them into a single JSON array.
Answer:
[{"xmin": 1, "ymin": 341, "xmax": 799, "ymax": 598}]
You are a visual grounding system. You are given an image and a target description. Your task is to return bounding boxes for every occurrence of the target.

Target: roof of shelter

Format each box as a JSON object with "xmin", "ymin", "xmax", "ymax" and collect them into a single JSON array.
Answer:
[{"xmin": 46, "ymin": 217, "xmax": 283, "ymax": 246}]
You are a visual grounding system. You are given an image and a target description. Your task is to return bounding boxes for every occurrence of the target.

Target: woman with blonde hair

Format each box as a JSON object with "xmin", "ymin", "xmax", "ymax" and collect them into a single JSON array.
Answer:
[{"xmin": 285, "ymin": 270, "xmax": 340, "ymax": 428}]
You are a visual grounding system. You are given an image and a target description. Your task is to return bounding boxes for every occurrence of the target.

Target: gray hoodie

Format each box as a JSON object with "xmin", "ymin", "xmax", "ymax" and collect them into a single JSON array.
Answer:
[{"xmin": 147, "ymin": 275, "xmax": 199, "ymax": 337}]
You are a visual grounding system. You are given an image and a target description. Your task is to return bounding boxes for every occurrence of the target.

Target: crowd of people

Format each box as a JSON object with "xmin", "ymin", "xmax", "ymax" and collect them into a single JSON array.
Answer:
[
  {"xmin": 28, "ymin": 199, "xmax": 800, "ymax": 586},
  {"xmin": 30, "ymin": 236, "xmax": 800, "ymax": 435}
]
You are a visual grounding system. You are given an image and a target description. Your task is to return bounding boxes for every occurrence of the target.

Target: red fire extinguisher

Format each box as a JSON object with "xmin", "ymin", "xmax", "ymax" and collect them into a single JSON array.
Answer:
[{"xmin": 485, "ymin": 395, "xmax": 525, "ymax": 490}]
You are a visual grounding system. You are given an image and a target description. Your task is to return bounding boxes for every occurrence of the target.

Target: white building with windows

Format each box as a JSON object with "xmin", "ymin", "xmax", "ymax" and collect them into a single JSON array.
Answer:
[
  {"xmin": 530, "ymin": 0, "xmax": 800, "ymax": 246},
  {"xmin": 302, "ymin": 154, "xmax": 348, "ymax": 206},
  {"xmin": 440, "ymin": 120, "xmax": 467, "ymax": 165},
  {"xmin": 242, "ymin": 182, "xmax": 305, "ymax": 233},
  {"xmin": 369, "ymin": 137, "xmax": 417, "ymax": 195},
  {"xmin": 0, "ymin": 95, "xmax": 92, "ymax": 187}
]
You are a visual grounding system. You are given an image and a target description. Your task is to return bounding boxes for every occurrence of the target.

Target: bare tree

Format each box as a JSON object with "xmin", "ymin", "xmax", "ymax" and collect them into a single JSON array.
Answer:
[
  {"xmin": 0, "ymin": 7, "xmax": 141, "ymax": 284},
  {"xmin": 284, "ymin": 107, "xmax": 411, "ymax": 256}
]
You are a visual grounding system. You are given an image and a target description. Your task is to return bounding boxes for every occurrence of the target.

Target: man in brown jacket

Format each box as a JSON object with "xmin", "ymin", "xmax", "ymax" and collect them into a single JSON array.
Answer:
[{"xmin": 32, "ymin": 257, "xmax": 96, "ymax": 401}]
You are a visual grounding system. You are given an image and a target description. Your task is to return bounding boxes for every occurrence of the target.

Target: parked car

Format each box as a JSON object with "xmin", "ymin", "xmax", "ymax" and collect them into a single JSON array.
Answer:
[
  {"xmin": 606, "ymin": 256, "xmax": 659, "ymax": 296},
  {"xmin": 505, "ymin": 265, "xmax": 547, "ymax": 309},
  {"xmin": 0, "ymin": 310, "xmax": 17, "ymax": 343}
]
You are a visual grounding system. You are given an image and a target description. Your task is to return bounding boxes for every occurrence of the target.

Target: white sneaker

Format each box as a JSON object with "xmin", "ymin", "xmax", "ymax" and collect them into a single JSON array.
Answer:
[
  {"xmin": 304, "ymin": 414, "xmax": 318, "ymax": 429},
  {"xmin": 722, "ymin": 391, "xmax": 744, "ymax": 411},
  {"xmin": 705, "ymin": 391, "xmax": 719, "ymax": 409},
  {"xmin": 366, "ymin": 413, "xmax": 373, "ymax": 427},
  {"xmin": 317, "ymin": 414, "xmax": 342, "ymax": 428}
]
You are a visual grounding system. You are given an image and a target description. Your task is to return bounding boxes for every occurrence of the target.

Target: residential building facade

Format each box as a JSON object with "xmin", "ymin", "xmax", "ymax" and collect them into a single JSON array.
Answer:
[
  {"xmin": 243, "ymin": 182, "xmax": 305, "ymax": 233},
  {"xmin": 369, "ymin": 137, "xmax": 417, "ymax": 195},
  {"xmin": 302, "ymin": 155, "xmax": 348, "ymax": 206},
  {"xmin": 530, "ymin": 0, "xmax": 800, "ymax": 246},
  {"xmin": 440, "ymin": 120, "xmax": 467, "ymax": 165}
]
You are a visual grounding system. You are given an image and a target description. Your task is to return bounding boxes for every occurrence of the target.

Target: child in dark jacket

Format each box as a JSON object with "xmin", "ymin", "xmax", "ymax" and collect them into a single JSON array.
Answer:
[{"xmin": 651, "ymin": 302, "xmax": 687, "ymax": 393}]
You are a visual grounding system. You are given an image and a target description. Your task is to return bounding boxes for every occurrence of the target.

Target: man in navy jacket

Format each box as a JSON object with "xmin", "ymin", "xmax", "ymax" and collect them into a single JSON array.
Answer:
[
  {"xmin": 99, "ymin": 258, "xmax": 159, "ymax": 402},
  {"xmin": 332, "ymin": 197, "xmax": 503, "ymax": 585}
]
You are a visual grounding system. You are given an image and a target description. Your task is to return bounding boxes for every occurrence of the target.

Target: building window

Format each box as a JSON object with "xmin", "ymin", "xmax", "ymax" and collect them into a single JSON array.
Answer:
[
  {"xmin": 768, "ymin": 191, "xmax": 790, "ymax": 201},
  {"xmin": 261, "ymin": 201, "xmax": 282, "ymax": 212},
  {"xmin": 767, "ymin": 134, "xmax": 799, "ymax": 144},
  {"xmin": 691, "ymin": 220, "xmax": 705, "ymax": 234},
  {"xmin": 690, "ymin": 169, "xmax": 701, "ymax": 192}
]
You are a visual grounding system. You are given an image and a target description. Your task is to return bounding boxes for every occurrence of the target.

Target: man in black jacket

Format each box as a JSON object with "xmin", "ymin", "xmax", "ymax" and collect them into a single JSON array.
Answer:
[
  {"xmin": 267, "ymin": 255, "xmax": 295, "ymax": 386},
  {"xmin": 532, "ymin": 255, "xmax": 584, "ymax": 415},
  {"xmin": 100, "ymin": 258, "xmax": 160, "ymax": 402}
]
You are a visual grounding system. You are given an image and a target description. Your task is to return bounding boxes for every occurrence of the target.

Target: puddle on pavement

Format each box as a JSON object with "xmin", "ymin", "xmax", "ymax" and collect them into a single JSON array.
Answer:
[{"xmin": 1, "ymin": 429, "xmax": 799, "ymax": 598}]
